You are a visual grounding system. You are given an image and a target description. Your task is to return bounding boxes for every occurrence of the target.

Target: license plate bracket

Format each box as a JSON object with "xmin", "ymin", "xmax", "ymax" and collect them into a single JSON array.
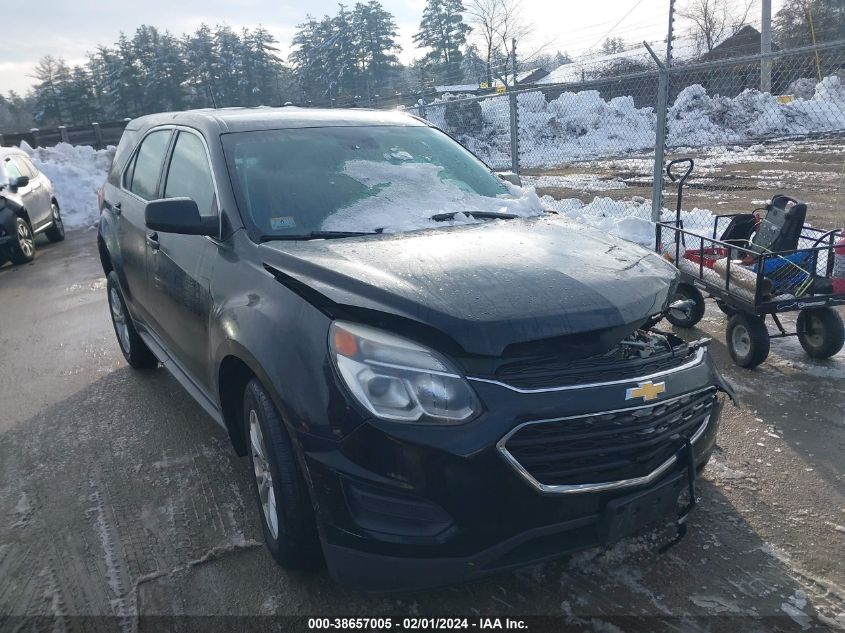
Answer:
[{"xmin": 598, "ymin": 471, "xmax": 686, "ymax": 545}]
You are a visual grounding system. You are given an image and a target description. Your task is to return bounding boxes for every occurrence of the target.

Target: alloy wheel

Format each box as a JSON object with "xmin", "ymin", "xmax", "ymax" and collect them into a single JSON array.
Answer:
[
  {"xmin": 109, "ymin": 287, "xmax": 131, "ymax": 353},
  {"xmin": 250, "ymin": 409, "xmax": 279, "ymax": 539},
  {"xmin": 17, "ymin": 222, "xmax": 34, "ymax": 258}
]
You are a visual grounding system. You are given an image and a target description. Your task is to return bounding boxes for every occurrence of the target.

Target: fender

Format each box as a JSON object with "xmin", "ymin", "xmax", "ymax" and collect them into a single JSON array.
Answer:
[{"xmin": 210, "ymin": 281, "xmax": 349, "ymax": 444}]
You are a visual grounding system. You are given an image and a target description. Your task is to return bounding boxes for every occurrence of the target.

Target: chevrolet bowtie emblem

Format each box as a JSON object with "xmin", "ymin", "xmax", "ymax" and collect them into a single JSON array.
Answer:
[{"xmin": 626, "ymin": 381, "xmax": 666, "ymax": 402}]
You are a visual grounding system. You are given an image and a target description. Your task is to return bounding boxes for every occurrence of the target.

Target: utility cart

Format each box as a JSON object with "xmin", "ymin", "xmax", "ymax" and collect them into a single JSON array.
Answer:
[{"xmin": 656, "ymin": 158, "xmax": 845, "ymax": 368}]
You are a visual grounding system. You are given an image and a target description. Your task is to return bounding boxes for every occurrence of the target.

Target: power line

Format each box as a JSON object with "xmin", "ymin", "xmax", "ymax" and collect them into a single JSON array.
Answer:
[{"xmin": 585, "ymin": 0, "xmax": 650, "ymax": 53}]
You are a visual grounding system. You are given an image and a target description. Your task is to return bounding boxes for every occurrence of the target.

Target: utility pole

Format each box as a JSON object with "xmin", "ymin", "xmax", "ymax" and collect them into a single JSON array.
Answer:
[
  {"xmin": 761, "ymin": 0, "xmax": 772, "ymax": 93},
  {"xmin": 649, "ymin": 0, "xmax": 675, "ymax": 223},
  {"xmin": 509, "ymin": 38, "xmax": 520, "ymax": 174}
]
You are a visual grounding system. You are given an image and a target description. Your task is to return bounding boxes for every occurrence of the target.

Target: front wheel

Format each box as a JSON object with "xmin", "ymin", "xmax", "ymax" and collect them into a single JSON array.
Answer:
[
  {"xmin": 797, "ymin": 308, "xmax": 844, "ymax": 359},
  {"xmin": 10, "ymin": 217, "xmax": 35, "ymax": 264},
  {"xmin": 727, "ymin": 313, "xmax": 770, "ymax": 368},
  {"xmin": 244, "ymin": 378, "xmax": 321, "ymax": 569},
  {"xmin": 106, "ymin": 271, "xmax": 158, "ymax": 369},
  {"xmin": 665, "ymin": 283, "xmax": 706, "ymax": 328},
  {"xmin": 45, "ymin": 203, "xmax": 65, "ymax": 242}
]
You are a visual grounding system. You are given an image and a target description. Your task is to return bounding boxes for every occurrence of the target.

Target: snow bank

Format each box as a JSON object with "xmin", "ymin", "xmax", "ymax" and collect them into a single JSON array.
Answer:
[
  {"xmin": 20, "ymin": 141, "xmax": 112, "ymax": 229},
  {"xmin": 422, "ymin": 76, "xmax": 845, "ymax": 169},
  {"xmin": 668, "ymin": 76, "xmax": 845, "ymax": 146},
  {"xmin": 321, "ymin": 160, "xmax": 547, "ymax": 233},
  {"xmin": 541, "ymin": 195, "xmax": 715, "ymax": 248}
]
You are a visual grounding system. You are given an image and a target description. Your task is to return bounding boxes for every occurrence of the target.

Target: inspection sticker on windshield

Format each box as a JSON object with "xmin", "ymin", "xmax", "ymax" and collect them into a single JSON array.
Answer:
[{"xmin": 270, "ymin": 216, "xmax": 297, "ymax": 230}]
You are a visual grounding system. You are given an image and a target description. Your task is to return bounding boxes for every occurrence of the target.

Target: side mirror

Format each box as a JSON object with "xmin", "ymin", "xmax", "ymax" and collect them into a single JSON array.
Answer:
[
  {"xmin": 8, "ymin": 175, "xmax": 29, "ymax": 190},
  {"xmin": 496, "ymin": 171, "xmax": 521, "ymax": 187},
  {"xmin": 144, "ymin": 197, "xmax": 217, "ymax": 236}
]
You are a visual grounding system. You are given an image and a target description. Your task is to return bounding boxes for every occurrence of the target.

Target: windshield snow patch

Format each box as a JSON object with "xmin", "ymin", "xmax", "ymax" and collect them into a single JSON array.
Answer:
[{"xmin": 321, "ymin": 160, "xmax": 548, "ymax": 233}]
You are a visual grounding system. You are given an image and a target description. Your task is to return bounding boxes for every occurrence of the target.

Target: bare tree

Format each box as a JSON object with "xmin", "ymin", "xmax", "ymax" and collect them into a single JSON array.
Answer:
[
  {"xmin": 678, "ymin": 0, "xmax": 754, "ymax": 53},
  {"xmin": 465, "ymin": 0, "xmax": 535, "ymax": 86}
]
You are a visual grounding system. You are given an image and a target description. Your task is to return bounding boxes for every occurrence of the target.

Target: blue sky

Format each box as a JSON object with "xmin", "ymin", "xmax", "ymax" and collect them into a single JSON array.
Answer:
[{"xmin": 2, "ymin": 0, "xmax": 776, "ymax": 95}]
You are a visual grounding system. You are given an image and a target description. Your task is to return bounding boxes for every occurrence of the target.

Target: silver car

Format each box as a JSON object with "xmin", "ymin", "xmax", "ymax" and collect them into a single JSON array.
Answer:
[{"xmin": 0, "ymin": 147, "xmax": 64, "ymax": 265}]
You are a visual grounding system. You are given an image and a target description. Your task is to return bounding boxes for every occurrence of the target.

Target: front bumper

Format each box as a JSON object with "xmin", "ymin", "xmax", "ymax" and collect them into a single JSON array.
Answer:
[{"xmin": 303, "ymin": 350, "xmax": 732, "ymax": 590}]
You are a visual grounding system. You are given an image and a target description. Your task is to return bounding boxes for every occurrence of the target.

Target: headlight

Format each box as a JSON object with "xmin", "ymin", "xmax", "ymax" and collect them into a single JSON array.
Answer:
[{"xmin": 329, "ymin": 321, "xmax": 480, "ymax": 425}]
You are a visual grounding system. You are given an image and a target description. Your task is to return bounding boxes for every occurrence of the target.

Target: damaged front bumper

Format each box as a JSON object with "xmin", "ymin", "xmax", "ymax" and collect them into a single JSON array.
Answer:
[{"xmin": 302, "ymin": 345, "xmax": 735, "ymax": 591}]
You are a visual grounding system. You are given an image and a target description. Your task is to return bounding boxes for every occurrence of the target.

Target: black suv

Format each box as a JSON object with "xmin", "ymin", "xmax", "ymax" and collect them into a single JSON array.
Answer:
[{"xmin": 98, "ymin": 107, "xmax": 735, "ymax": 590}]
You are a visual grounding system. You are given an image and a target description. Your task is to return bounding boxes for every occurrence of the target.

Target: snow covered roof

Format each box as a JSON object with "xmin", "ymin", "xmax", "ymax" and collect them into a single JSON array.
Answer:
[
  {"xmin": 434, "ymin": 83, "xmax": 480, "ymax": 93},
  {"xmin": 536, "ymin": 31, "xmax": 749, "ymax": 86}
]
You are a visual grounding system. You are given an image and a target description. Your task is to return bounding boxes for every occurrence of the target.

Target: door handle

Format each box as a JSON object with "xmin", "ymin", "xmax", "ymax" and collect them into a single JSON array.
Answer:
[
  {"xmin": 112, "ymin": 201, "xmax": 122, "ymax": 216},
  {"xmin": 146, "ymin": 232, "xmax": 160, "ymax": 250}
]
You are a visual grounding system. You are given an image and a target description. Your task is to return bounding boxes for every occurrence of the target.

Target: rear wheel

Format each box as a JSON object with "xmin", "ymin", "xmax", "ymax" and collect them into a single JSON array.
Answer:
[
  {"xmin": 244, "ymin": 378, "xmax": 320, "ymax": 569},
  {"xmin": 665, "ymin": 283, "xmax": 706, "ymax": 328},
  {"xmin": 10, "ymin": 217, "xmax": 35, "ymax": 265},
  {"xmin": 106, "ymin": 271, "xmax": 158, "ymax": 369},
  {"xmin": 727, "ymin": 313, "xmax": 770, "ymax": 368},
  {"xmin": 797, "ymin": 308, "xmax": 844, "ymax": 359},
  {"xmin": 45, "ymin": 202, "xmax": 65, "ymax": 242}
]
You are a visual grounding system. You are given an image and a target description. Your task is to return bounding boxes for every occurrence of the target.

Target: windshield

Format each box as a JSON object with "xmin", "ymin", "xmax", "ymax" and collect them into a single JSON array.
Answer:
[{"xmin": 222, "ymin": 125, "xmax": 546, "ymax": 237}]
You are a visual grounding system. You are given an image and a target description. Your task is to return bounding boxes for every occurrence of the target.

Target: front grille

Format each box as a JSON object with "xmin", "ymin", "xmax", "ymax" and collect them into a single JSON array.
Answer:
[
  {"xmin": 501, "ymin": 389, "xmax": 717, "ymax": 488},
  {"xmin": 495, "ymin": 350, "xmax": 693, "ymax": 389}
]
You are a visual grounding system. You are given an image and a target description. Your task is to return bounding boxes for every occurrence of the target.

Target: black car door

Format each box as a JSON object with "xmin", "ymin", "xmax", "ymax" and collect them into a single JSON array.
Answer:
[
  {"xmin": 118, "ymin": 128, "xmax": 173, "ymax": 322},
  {"xmin": 144, "ymin": 129, "xmax": 218, "ymax": 391}
]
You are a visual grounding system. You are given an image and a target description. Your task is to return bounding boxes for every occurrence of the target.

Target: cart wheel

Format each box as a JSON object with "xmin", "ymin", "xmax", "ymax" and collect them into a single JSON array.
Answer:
[
  {"xmin": 716, "ymin": 300, "xmax": 737, "ymax": 317},
  {"xmin": 727, "ymin": 313, "xmax": 770, "ymax": 368},
  {"xmin": 796, "ymin": 308, "xmax": 845, "ymax": 359},
  {"xmin": 665, "ymin": 283, "xmax": 706, "ymax": 328}
]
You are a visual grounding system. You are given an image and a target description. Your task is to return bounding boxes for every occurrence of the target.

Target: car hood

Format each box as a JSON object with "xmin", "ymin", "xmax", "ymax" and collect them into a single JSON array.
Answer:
[{"xmin": 259, "ymin": 216, "xmax": 679, "ymax": 357}]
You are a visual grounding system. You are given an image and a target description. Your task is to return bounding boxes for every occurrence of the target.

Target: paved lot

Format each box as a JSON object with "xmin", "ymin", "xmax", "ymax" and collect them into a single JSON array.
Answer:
[{"xmin": 1, "ymin": 230, "xmax": 844, "ymax": 632}]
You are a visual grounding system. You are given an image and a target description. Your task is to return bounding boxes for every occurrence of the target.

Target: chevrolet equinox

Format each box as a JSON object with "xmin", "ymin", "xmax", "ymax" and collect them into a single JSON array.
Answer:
[{"xmin": 97, "ymin": 107, "xmax": 735, "ymax": 590}]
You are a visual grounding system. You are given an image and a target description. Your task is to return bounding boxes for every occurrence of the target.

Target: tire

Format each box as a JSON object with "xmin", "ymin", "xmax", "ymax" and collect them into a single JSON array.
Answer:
[
  {"xmin": 716, "ymin": 300, "xmax": 737, "ymax": 317},
  {"xmin": 106, "ymin": 271, "xmax": 158, "ymax": 369},
  {"xmin": 665, "ymin": 283, "xmax": 706, "ymax": 328},
  {"xmin": 10, "ymin": 217, "xmax": 35, "ymax": 265},
  {"xmin": 727, "ymin": 313, "xmax": 770, "ymax": 368},
  {"xmin": 44, "ymin": 202, "xmax": 65, "ymax": 243},
  {"xmin": 244, "ymin": 378, "xmax": 321, "ymax": 569},
  {"xmin": 797, "ymin": 308, "xmax": 845, "ymax": 359}
]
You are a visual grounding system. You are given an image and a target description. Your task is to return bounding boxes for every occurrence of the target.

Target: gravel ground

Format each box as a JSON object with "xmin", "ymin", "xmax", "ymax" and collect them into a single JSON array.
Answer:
[{"xmin": 0, "ymin": 230, "xmax": 844, "ymax": 632}]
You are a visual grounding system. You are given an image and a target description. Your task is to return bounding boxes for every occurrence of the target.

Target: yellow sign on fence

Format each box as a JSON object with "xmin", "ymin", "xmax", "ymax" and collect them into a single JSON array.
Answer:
[{"xmin": 496, "ymin": 85, "xmax": 506, "ymax": 94}]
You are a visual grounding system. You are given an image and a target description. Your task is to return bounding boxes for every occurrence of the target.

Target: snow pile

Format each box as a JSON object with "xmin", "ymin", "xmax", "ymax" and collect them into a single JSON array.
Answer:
[
  {"xmin": 321, "ymin": 160, "xmax": 547, "ymax": 233},
  {"xmin": 422, "ymin": 76, "xmax": 845, "ymax": 169},
  {"xmin": 668, "ymin": 76, "xmax": 845, "ymax": 146},
  {"xmin": 20, "ymin": 141, "xmax": 113, "ymax": 229},
  {"xmin": 436, "ymin": 90, "xmax": 656, "ymax": 168},
  {"xmin": 541, "ymin": 195, "xmax": 715, "ymax": 248}
]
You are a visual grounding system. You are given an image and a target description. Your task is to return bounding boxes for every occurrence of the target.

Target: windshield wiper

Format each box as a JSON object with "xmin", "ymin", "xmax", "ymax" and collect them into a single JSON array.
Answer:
[
  {"xmin": 260, "ymin": 230, "xmax": 380, "ymax": 242},
  {"xmin": 430, "ymin": 211, "xmax": 518, "ymax": 222}
]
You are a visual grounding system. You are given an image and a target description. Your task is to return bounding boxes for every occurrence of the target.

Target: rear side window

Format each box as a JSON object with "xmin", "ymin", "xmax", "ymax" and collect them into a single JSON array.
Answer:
[
  {"xmin": 13, "ymin": 156, "xmax": 38, "ymax": 178},
  {"xmin": 126, "ymin": 130, "xmax": 172, "ymax": 200},
  {"xmin": 108, "ymin": 128, "xmax": 139, "ymax": 185},
  {"xmin": 163, "ymin": 131, "xmax": 216, "ymax": 217}
]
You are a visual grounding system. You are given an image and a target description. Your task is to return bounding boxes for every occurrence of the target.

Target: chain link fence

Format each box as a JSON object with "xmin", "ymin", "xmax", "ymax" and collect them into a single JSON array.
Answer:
[{"xmin": 403, "ymin": 39, "xmax": 845, "ymax": 244}]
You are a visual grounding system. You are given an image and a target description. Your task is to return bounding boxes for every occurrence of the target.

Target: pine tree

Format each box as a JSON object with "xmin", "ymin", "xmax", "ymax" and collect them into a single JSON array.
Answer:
[
  {"xmin": 413, "ymin": 0, "xmax": 470, "ymax": 85},
  {"xmin": 352, "ymin": 1, "xmax": 401, "ymax": 101},
  {"xmin": 30, "ymin": 56, "xmax": 69, "ymax": 125}
]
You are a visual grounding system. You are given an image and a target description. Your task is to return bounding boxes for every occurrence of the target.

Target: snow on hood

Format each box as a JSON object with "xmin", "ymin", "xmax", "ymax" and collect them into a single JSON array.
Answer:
[
  {"xmin": 20, "ymin": 141, "xmax": 114, "ymax": 230},
  {"xmin": 320, "ymin": 159, "xmax": 549, "ymax": 234}
]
